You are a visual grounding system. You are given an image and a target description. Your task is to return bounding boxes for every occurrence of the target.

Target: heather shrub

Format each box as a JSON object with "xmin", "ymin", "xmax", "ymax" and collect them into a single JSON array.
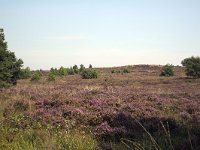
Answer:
[
  {"xmin": 160, "ymin": 64, "xmax": 174, "ymax": 76},
  {"xmin": 13, "ymin": 100, "xmax": 29, "ymax": 112},
  {"xmin": 30, "ymin": 72, "xmax": 41, "ymax": 81},
  {"xmin": 80, "ymin": 69, "xmax": 98, "ymax": 79},
  {"xmin": 19, "ymin": 67, "xmax": 32, "ymax": 79},
  {"xmin": 181, "ymin": 56, "xmax": 200, "ymax": 78}
]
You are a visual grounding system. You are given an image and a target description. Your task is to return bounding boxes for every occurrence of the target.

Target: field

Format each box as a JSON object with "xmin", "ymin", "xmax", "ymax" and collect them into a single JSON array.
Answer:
[{"xmin": 0, "ymin": 65, "xmax": 200, "ymax": 150}]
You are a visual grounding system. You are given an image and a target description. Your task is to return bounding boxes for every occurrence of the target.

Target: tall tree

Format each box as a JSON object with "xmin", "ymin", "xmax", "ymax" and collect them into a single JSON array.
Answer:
[{"xmin": 0, "ymin": 29, "xmax": 23, "ymax": 88}]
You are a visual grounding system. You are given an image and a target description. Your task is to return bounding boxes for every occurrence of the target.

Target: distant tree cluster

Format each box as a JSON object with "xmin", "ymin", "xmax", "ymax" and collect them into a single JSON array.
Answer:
[
  {"xmin": 47, "ymin": 64, "xmax": 97, "ymax": 81},
  {"xmin": 0, "ymin": 29, "xmax": 23, "ymax": 88}
]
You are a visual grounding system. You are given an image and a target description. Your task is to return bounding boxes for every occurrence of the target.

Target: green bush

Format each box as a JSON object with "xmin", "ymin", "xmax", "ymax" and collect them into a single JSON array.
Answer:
[
  {"xmin": 89, "ymin": 64, "xmax": 93, "ymax": 68},
  {"xmin": 160, "ymin": 64, "xmax": 174, "ymax": 77},
  {"xmin": 80, "ymin": 69, "xmax": 98, "ymax": 79},
  {"xmin": 67, "ymin": 67, "xmax": 75, "ymax": 75},
  {"xmin": 58, "ymin": 66, "xmax": 67, "ymax": 76},
  {"xmin": 19, "ymin": 67, "xmax": 32, "ymax": 79},
  {"xmin": 30, "ymin": 72, "xmax": 41, "ymax": 81},
  {"xmin": 50, "ymin": 68, "xmax": 59, "ymax": 76},
  {"xmin": 47, "ymin": 72, "xmax": 56, "ymax": 81},
  {"xmin": 122, "ymin": 68, "xmax": 130, "ymax": 73},
  {"xmin": 181, "ymin": 56, "xmax": 200, "ymax": 78},
  {"xmin": 79, "ymin": 64, "xmax": 85, "ymax": 73},
  {"xmin": 0, "ymin": 29, "xmax": 23, "ymax": 88},
  {"xmin": 73, "ymin": 65, "xmax": 79, "ymax": 74}
]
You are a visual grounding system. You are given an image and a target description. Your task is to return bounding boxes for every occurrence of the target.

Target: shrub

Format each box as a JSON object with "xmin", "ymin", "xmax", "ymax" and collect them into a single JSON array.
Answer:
[
  {"xmin": 80, "ymin": 69, "xmax": 98, "ymax": 79},
  {"xmin": 79, "ymin": 64, "xmax": 85, "ymax": 73},
  {"xmin": 122, "ymin": 68, "xmax": 130, "ymax": 73},
  {"xmin": 111, "ymin": 70, "xmax": 121, "ymax": 74},
  {"xmin": 89, "ymin": 64, "xmax": 93, "ymax": 68},
  {"xmin": 0, "ymin": 29, "xmax": 23, "ymax": 88},
  {"xmin": 58, "ymin": 66, "xmax": 67, "ymax": 76},
  {"xmin": 31, "ymin": 72, "xmax": 41, "ymax": 81},
  {"xmin": 160, "ymin": 64, "xmax": 174, "ymax": 76},
  {"xmin": 20, "ymin": 67, "xmax": 32, "ymax": 79},
  {"xmin": 50, "ymin": 67, "xmax": 59, "ymax": 76},
  {"xmin": 181, "ymin": 56, "xmax": 200, "ymax": 78},
  {"xmin": 47, "ymin": 72, "xmax": 56, "ymax": 81},
  {"xmin": 73, "ymin": 65, "xmax": 79, "ymax": 74},
  {"xmin": 67, "ymin": 67, "xmax": 75, "ymax": 75}
]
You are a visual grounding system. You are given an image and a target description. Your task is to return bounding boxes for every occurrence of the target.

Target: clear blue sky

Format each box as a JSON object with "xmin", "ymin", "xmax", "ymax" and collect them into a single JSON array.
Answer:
[{"xmin": 1, "ymin": 0, "xmax": 200, "ymax": 69}]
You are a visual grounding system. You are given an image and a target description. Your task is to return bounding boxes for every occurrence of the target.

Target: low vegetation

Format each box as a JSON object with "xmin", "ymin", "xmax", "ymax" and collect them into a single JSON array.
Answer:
[
  {"xmin": 160, "ymin": 64, "xmax": 174, "ymax": 77},
  {"xmin": 80, "ymin": 69, "xmax": 98, "ymax": 79}
]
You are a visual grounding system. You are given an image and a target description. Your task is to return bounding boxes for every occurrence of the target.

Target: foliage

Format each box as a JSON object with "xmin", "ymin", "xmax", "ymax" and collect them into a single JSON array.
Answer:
[
  {"xmin": 181, "ymin": 56, "xmax": 200, "ymax": 78},
  {"xmin": 79, "ymin": 64, "xmax": 85, "ymax": 73},
  {"xmin": 89, "ymin": 64, "xmax": 92, "ymax": 68},
  {"xmin": 73, "ymin": 65, "xmax": 79, "ymax": 74},
  {"xmin": 0, "ymin": 29, "xmax": 23, "ymax": 88},
  {"xmin": 122, "ymin": 68, "xmax": 130, "ymax": 73},
  {"xmin": 58, "ymin": 66, "xmax": 67, "ymax": 76},
  {"xmin": 160, "ymin": 64, "xmax": 174, "ymax": 77},
  {"xmin": 80, "ymin": 69, "xmax": 98, "ymax": 79},
  {"xmin": 50, "ymin": 68, "xmax": 59, "ymax": 76},
  {"xmin": 31, "ymin": 72, "xmax": 41, "ymax": 82},
  {"xmin": 67, "ymin": 67, "xmax": 75, "ymax": 75},
  {"xmin": 20, "ymin": 67, "xmax": 32, "ymax": 79},
  {"xmin": 111, "ymin": 70, "xmax": 120, "ymax": 74},
  {"xmin": 48, "ymin": 72, "xmax": 56, "ymax": 81}
]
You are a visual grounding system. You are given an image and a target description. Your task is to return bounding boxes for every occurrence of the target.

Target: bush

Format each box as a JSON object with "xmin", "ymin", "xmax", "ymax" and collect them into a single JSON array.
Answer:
[
  {"xmin": 67, "ymin": 67, "xmax": 75, "ymax": 75},
  {"xmin": 19, "ymin": 67, "xmax": 32, "ymax": 79},
  {"xmin": 89, "ymin": 64, "xmax": 93, "ymax": 68},
  {"xmin": 73, "ymin": 65, "xmax": 79, "ymax": 74},
  {"xmin": 0, "ymin": 29, "xmax": 23, "ymax": 88},
  {"xmin": 181, "ymin": 56, "xmax": 200, "ymax": 78},
  {"xmin": 122, "ymin": 68, "xmax": 130, "ymax": 73},
  {"xmin": 80, "ymin": 69, "xmax": 98, "ymax": 79},
  {"xmin": 47, "ymin": 72, "xmax": 56, "ymax": 81},
  {"xmin": 160, "ymin": 64, "xmax": 174, "ymax": 76},
  {"xmin": 50, "ymin": 68, "xmax": 59, "ymax": 76},
  {"xmin": 31, "ymin": 72, "xmax": 41, "ymax": 81},
  {"xmin": 58, "ymin": 66, "xmax": 67, "ymax": 76},
  {"xmin": 79, "ymin": 64, "xmax": 85, "ymax": 73}
]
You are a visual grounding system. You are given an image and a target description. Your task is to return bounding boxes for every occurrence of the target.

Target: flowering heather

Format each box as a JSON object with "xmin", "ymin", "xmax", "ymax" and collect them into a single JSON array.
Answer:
[{"xmin": 0, "ymin": 65, "xmax": 200, "ymax": 149}]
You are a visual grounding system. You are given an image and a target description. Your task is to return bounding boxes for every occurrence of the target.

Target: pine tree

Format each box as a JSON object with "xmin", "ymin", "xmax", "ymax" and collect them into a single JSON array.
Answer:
[{"xmin": 0, "ymin": 29, "xmax": 23, "ymax": 88}]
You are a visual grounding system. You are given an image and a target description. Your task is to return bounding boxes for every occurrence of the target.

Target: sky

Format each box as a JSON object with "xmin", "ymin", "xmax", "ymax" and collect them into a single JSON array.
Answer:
[{"xmin": 1, "ymin": 0, "xmax": 200, "ymax": 69}]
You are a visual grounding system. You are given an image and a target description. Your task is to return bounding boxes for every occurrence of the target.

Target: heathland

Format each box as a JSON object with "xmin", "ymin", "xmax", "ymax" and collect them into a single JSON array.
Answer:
[{"xmin": 0, "ymin": 65, "xmax": 200, "ymax": 150}]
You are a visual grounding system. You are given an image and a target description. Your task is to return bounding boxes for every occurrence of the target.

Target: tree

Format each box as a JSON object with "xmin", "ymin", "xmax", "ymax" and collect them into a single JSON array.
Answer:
[
  {"xmin": 89, "ymin": 64, "xmax": 92, "ymax": 68},
  {"xmin": 79, "ymin": 64, "xmax": 85, "ymax": 73},
  {"xmin": 73, "ymin": 65, "xmax": 79, "ymax": 74},
  {"xmin": 181, "ymin": 56, "xmax": 200, "ymax": 78},
  {"xmin": 0, "ymin": 29, "xmax": 23, "ymax": 88},
  {"xmin": 160, "ymin": 64, "xmax": 174, "ymax": 77}
]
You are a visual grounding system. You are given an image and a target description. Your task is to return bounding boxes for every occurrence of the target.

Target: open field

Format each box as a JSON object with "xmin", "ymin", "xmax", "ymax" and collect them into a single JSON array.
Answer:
[{"xmin": 0, "ymin": 65, "xmax": 200, "ymax": 150}]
